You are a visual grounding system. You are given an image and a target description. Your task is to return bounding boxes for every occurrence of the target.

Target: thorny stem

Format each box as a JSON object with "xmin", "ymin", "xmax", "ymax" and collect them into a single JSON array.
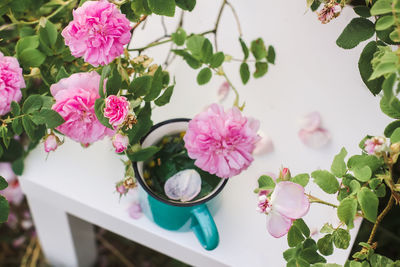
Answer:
[
  {"xmin": 367, "ymin": 195, "xmax": 395, "ymax": 245},
  {"xmin": 0, "ymin": 0, "xmax": 76, "ymax": 31}
]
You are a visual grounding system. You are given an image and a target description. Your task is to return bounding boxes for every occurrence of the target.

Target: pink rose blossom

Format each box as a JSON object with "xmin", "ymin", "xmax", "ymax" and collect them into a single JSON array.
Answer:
[
  {"xmin": 0, "ymin": 162, "xmax": 24, "ymax": 206},
  {"xmin": 104, "ymin": 95, "xmax": 130, "ymax": 127},
  {"xmin": 258, "ymin": 181, "xmax": 310, "ymax": 238},
  {"xmin": 0, "ymin": 52, "xmax": 25, "ymax": 115},
  {"xmin": 184, "ymin": 103, "xmax": 260, "ymax": 178},
  {"xmin": 112, "ymin": 133, "xmax": 129, "ymax": 153},
  {"xmin": 62, "ymin": 0, "xmax": 132, "ymax": 66},
  {"xmin": 51, "ymin": 72, "xmax": 114, "ymax": 145},
  {"xmin": 364, "ymin": 136, "xmax": 387, "ymax": 155},
  {"xmin": 44, "ymin": 134, "xmax": 60, "ymax": 152}
]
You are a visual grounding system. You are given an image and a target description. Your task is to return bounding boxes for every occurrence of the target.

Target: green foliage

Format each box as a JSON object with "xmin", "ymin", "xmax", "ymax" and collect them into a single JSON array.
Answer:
[
  {"xmin": 175, "ymin": 0, "xmax": 196, "ymax": 11},
  {"xmin": 128, "ymin": 146, "xmax": 160, "ymax": 161},
  {"xmin": 197, "ymin": 68, "xmax": 212, "ymax": 85},
  {"xmin": 240, "ymin": 62, "xmax": 250, "ymax": 84},
  {"xmin": 0, "ymin": 195, "xmax": 10, "ymax": 223},
  {"xmin": 239, "ymin": 37, "xmax": 249, "ymax": 60},
  {"xmin": 317, "ymin": 234, "xmax": 334, "ymax": 256},
  {"xmin": 147, "ymin": 0, "xmax": 175, "ymax": 16},
  {"xmin": 332, "ymin": 228, "xmax": 350, "ymax": 249},
  {"xmin": 331, "ymin": 147, "xmax": 347, "ymax": 178},
  {"xmin": 172, "ymin": 27, "xmax": 187, "ymax": 46},
  {"xmin": 154, "ymin": 85, "xmax": 174, "ymax": 106},
  {"xmin": 291, "ymin": 173, "xmax": 310, "ymax": 187},
  {"xmin": 130, "ymin": 75, "xmax": 153, "ymax": 96},
  {"xmin": 337, "ymin": 197, "xmax": 358, "ymax": 229},
  {"xmin": 358, "ymin": 41, "xmax": 384, "ymax": 95},
  {"xmin": 357, "ymin": 187, "xmax": 378, "ymax": 222},
  {"xmin": 336, "ymin": 18, "xmax": 375, "ymax": 49},
  {"xmin": 0, "ymin": 176, "xmax": 8, "ymax": 190},
  {"xmin": 311, "ymin": 170, "xmax": 339, "ymax": 194},
  {"xmin": 254, "ymin": 175, "xmax": 275, "ymax": 193},
  {"xmin": 370, "ymin": 0, "xmax": 393, "ymax": 15}
]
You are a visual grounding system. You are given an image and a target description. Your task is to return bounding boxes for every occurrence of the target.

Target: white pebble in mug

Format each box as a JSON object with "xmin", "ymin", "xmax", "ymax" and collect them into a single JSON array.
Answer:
[{"xmin": 164, "ymin": 169, "xmax": 202, "ymax": 202}]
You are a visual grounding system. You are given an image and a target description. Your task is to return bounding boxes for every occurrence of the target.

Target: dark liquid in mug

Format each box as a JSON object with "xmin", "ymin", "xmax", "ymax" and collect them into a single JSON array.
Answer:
[{"xmin": 143, "ymin": 132, "xmax": 222, "ymax": 202}]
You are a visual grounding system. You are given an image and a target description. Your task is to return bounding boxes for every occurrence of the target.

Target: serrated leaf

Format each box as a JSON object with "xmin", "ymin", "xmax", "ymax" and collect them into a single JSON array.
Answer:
[
  {"xmin": 39, "ymin": 20, "xmax": 58, "ymax": 47},
  {"xmin": 22, "ymin": 116, "xmax": 37, "ymax": 140},
  {"xmin": 240, "ymin": 62, "xmax": 250, "ymax": 84},
  {"xmin": 197, "ymin": 68, "xmax": 212, "ymax": 85},
  {"xmin": 147, "ymin": 0, "xmax": 175, "ymax": 16},
  {"xmin": 10, "ymin": 101, "xmax": 20, "ymax": 116},
  {"xmin": 337, "ymin": 197, "xmax": 357, "ymax": 228},
  {"xmin": 336, "ymin": 18, "xmax": 375, "ymax": 49},
  {"xmin": 19, "ymin": 48, "xmax": 46, "ymax": 68},
  {"xmin": 129, "ymin": 75, "xmax": 152, "ymax": 96},
  {"xmin": 12, "ymin": 118, "xmax": 23, "ymax": 135},
  {"xmin": 154, "ymin": 85, "xmax": 174, "ymax": 106},
  {"xmin": 291, "ymin": 173, "xmax": 310, "ymax": 187},
  {"xmin": 357, "ymin": 187, "xmax": 378, "ymax": 222},
  {"xmin": 331, "ymin": 147, "xmax": 347, "ymax": 177},
  {"xmin": 22, "ymin": 95, "xmax": 43, "ymax": 114},
  {"xmin": 311, "ymin": 170, "xmax": 340, "ymax": 194},
  {"xmin": 38, "ymin": 109, "xmax": 65, "ymax": 128}
]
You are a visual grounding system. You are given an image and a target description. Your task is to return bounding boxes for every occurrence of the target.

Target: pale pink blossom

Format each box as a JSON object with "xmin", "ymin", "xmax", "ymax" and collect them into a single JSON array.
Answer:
[
  {"xmin": 298, "ymin": 111, "xmax": 321, "ymax": 132},
  {"xmin": 0, "ymin": 162, "xmax": 24, "ymax": 206},
  {"xmin": 104, "ymin": 95, "xmax": 130, "ymax": 127},
  {"xmin": 259, "ymin": 181, "xmax": 310, "ymax": 238},
  {"xmin": 364, "ymin": 136, "xmax": 387, "ymax": 155},
  {"xmin": 44, "ymin": 134, "xmax": 59, "ymax": 152},
  {"xmin": 51, "ymin": 72, "xmax": 114, "ymax": 145},
  {"xmin": 253, "ymin": 133, "xmax": 274, "ymax": 156},
  {"xmin": 128, "ymin": 202, "xmax": 142, "ymax": 219},
  {"xmin": 0, "ymin": 52, "xmax": 25, "ymax": 115},
  {"xmin": 318, "ymin": 3, "xmax": 341, "ymax": 24},
  {"xmin": 299, "ymin": 128, "xmax": 331, "ymax": 149},
  {"xmin": 62, "ymin": 0, "xmax": 131, "ymax": 66},
  {"xmin": 184, "ymin": 103, "xmax": 260, "ymax": 178},
  {"xmin": 217, "ymin": 81, "xmax": 230, "ymax": 102},
  {"xmin": 112, "ymin": 133, "xmax": 129, "ymax": 153}
]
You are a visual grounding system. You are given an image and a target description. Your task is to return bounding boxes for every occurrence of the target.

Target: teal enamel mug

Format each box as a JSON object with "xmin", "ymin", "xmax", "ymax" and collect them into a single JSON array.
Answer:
[{"xmin": 133, "ymin": 119, "xmax": 227, "ymax": 250}]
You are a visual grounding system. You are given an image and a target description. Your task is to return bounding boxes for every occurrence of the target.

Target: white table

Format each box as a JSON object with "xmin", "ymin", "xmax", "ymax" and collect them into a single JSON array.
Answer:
[{"xmin": 19, "ymin": 0, "xmax": 391, "ymax": 266}]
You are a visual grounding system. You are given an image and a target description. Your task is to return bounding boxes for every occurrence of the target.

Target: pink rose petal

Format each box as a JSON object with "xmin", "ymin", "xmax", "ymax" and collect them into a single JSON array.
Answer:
[
  {"xmin": 128, "ymin": 202, "xmax": 142, "ymax": 219},
  {"xmin": 298, "ymin": 112, "xmax": 321, "ymax": 132},
  {"xmin": 253, "ymin": 134, "xmax": 274, "ymax": 156},
  {"xmin": 266, "ymin": 210, "xmax": 293, "ymax": 238},
  {"xmin": 217, "ymin": 81, "xmax": 230, "ymax": 102},
  {"xmin": 270, "ymin": 181, "xmax": 310, "ymax": 219},
  {"xmin": 298, "ymin": 128, "xmax": 331, "ymax": 149}
]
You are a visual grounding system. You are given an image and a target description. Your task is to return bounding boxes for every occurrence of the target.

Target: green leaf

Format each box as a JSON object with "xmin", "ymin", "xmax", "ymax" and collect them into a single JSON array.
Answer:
[
  {"xmin": 145, "ymin": 66, "xmax": 163, "ymax": 101},
  {"xmin": 22, "ymin": 95, "xmax": 43, "ymax": 114},
  {"xmin": 128, "ymin": 146, "xmax": 160, "ymax": 162},
  {"xmin": 240, "ymin": 62, "xmax": 250, "ymax": 84},
  {"xmin": 22, "ymin": 116, "xmax": 37, "ymax": 140},
  {"xmin": 129, "ymin": 75, "xmax": 152, "ymax": 96},
  {"xmin": 283, "ymin": 247, "xmax": 298, "ymax": 261},
  {"xmin": 12, "ymin": 118, "xmax": 23, "ymax": 135},
  {"xmin": 94, "ymin": 99, "xmax": 113, "ymax": 129},
  {"xmin": 317, "ymin": 234, "xmax": 334, "ymax": 256},
  {"xmin": 128, "ymin": 102, "xmax": 152, "ymax": 144},
  {"xmin": 0, "ymin": 195, "xmax": 10, "ymax": 223},
  {"xmin": 337, "ymin": 197, "xmax": 358, "ymax": 228},
  {"xmin": 175, "ymin": 0, "xmax": 196, "ymax": 11},
  {"xmin": 267, "ymin": 45, "xmax": 276, "ymax": 64},
  {"xmin": 381, "ymin": 97, "xmax": 400, "ymax": 119},
  {"xmin": 10, "ymin": 101, "xmax": 20, "ymax": 116},
  {"xmin": 353, "ymin": 166, "xmax": 372, "ymax": 182},
  {"xmin": 200, "ymin": 38, "xmax": 213, "ymax": 63},
  {"xmin": 349, "ymin": 180, "xmax": 361, "ymax": 195},
  {"xmin": 291, "ymin": 173, "xmax": 310, "ymax": 187},
  {"xmin": 19, "ymin": 48, "xmax": 46, "ymax": 68},
  {"xmin": 353, "ymin": 6, "xmax": 371, "ymax": 17},
  {"xmin": 370, "ymin": 0, "xmax": 392, "ymax": 15},
  {"xmin": 254, "ymin": 175, "xmax": 275, "ymax": 192},
  {"xmin": 391, "ymin": 127, "xmax": 400, "ymax": 143},
  {"xmin": 55, "ymin": 66, "xmax": 69, "ymax": 82},
  {"xmin": 336, "ymin": 18, "xmax": 375, "ymax": 49},
  {"xmin": 16, "ymin": 35, "xmax": 39, "ymax": 56},
  {"xmin": 357, "ymin": 187, "xmax": 378, "ymax": 222},
  {"xmin": 12, "ymin": 158, "xmax": 24, "ymax": 175},
  {"xmin": 171, "ymin": 27, "xmax": 187, "ymax": 46},
  {"xmin": 254, "ymin": 62, "xmax": 268, "ymax": 78},
  {"xmin": 347, "ymin": 154, "xmax": 383, "ymax": 173},
  {"xmin": 0, "ymin": 176, "xmax": 8, "ymax": 190},
  {"xmin": 320, "ymin": 223, "xmax": 334, "ymax": 234},
  {"xmin": 331, "ymin": 147, "xmax": 348, "ymax": 178},
  {"xmin": 106, "ymin": 66, "xmax": 122, "ymax": 96},
  {"xmin": 209, "ymin": 52, "xmax": 225, "ymax": 68},
  {"xmin": 384, "ymin": 120, "xmax": 400, "ymax": 137},
  {"xmin": 250, "ymin": 38, "xmax": 267, "ymax": 60},
  {"xmin": 311, "ymin": 170, "xmax": 340, "ymax": 194},
  {"xmin": 99, "ymin": 65, "xmax": 111, "ymax": 98},
  {"xmin": 376, "ymin": 15, "xmax": 395, "ymax": 31},
  {"xmin": 197, "ymin": 68, "xmax": 212, "ymax": 85},
  {"xmin": 147, "ymin": 0, "xmax": 175, "ymax": 16},
  {"xmin": 333, "ymin": 228, "xmax": 350, "ymax": 249},
  {"xmin": 370, "ymin": 62, "xmax": 397, "ymax": 81},
  {"xmin": 358, "ymin": 41, "xmax": 384, "ymax": 95},
  {"xmin": 299, "ymin": 248, "xmax": 326, "ymax": 264},
  {"xmin": 173, "ymin": 49, "xmax": 201, "ymax": 69},
  {"xmin": 154, "ymin": 85, "xmax": 174, "ymax": 106},
  {"xmin": 239, "ymin": 38, "xmax": 249, "ymax": 60},
  {"xmin": 39, "ymin": 20, "xmax": 58, "ymax": 47},
  {"xmin": 37, "ymin": 109, "xmax": 64, "ymax": 128},
  {"xmin": 288, "ymin": 225, "xmax": 305, "ymax": 247},
  {"xmin": 186, "ymin": 35, "xmax": 205, "ymax": 59},
  {"xmin": 293, "ymin": 218, "xmax": 310, "ymax": 237}
]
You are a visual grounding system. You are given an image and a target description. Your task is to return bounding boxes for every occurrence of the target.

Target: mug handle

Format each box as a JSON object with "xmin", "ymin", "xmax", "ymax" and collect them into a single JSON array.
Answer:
[{"xmin": 190, "ymin": 204, "xmax": 219, "ymax": 250}]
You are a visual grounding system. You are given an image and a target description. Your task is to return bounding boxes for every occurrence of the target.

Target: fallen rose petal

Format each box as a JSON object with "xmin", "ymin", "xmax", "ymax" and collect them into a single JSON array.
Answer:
[
  {"xmin": 298, "ymin": 128, "xmax": 331, "ymax": 149},
  {"xmin": 128, "ymin": 202, "xmax": 142, "ymax": 219},
  {"xmin": 266, "ymin": 210, "xmax": 293, "ymax": 238},
  {"xmin": 298, "ymin": 111, "xmax": 321, "ymax": 132},
  {"xmin": 253, "ymin": 134, "xmax": 274, "ymax": 156},
  {"xmin": 217, "ymin": 81, "xmax": 230, "ymax": 102}
]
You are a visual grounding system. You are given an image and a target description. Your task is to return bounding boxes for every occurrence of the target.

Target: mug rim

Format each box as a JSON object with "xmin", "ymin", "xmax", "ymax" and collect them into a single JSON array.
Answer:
[{"xmin": 132, "ymin": 118, "xmax": 228, "ymax": 207}]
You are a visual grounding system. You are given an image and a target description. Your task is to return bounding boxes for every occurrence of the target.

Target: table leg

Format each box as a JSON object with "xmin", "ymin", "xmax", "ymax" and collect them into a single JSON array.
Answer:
[{"xmin": 26, "ymin": 195, "xmax": 97, "ymax": 267}]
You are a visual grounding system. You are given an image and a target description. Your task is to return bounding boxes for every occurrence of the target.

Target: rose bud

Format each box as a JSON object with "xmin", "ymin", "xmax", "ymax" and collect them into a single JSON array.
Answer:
[{"xmin": 112, "ymin": 133, "xmax": 129, "ymax": 153}]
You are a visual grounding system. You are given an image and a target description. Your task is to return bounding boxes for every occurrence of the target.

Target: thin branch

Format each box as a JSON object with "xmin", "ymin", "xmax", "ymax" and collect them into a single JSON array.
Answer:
[
  {"xmin": 214, "ymin": 0, "xmax": 227, "ymax": 50},
  {"xmin": 306, "ymin": 193, "xmax": 338, "ymax": 208},
  {"xmin": 367, "ymin": 195, "xmax": 395, "ymax": 244},
  {"xmin": 226, "ymin": 1, "xmax": 243, "ymax": 36},
  {"xmin": 161, "ymin": 16, "xmax": 168, "ymax": 36}
]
